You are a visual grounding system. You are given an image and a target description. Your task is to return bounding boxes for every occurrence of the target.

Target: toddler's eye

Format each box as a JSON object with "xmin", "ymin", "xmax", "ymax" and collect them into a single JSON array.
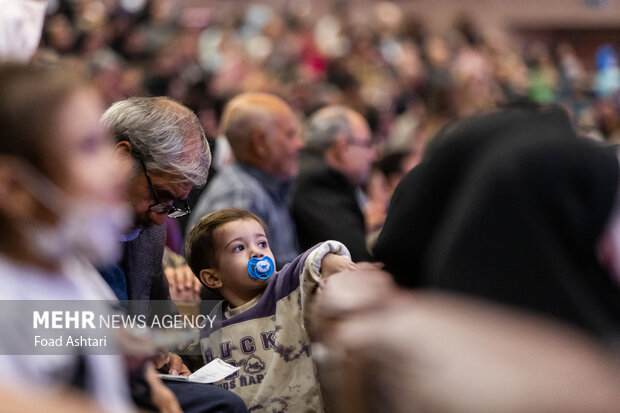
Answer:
[
  {"xmin": 258, "ymin": 241, "xmax": 268, "ymax": 248},
  {"xmin": 232, "ymin": 245, "xmax": 245, "ymax": 252}
]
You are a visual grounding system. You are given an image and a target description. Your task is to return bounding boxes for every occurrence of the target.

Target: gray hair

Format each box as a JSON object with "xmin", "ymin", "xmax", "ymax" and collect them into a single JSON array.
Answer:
[
  {"xmin": 304, "ymin": 105, "xmax": 353, "ymax": 153},
  {"xmin": 101, "ymin": 97, "xmax": 210, "ymax": 186}
]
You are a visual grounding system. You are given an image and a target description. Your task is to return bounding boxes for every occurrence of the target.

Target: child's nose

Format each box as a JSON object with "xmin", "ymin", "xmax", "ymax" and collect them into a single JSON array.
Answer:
[{"xmin": 250, "ymin": 247, "xmax": 264, "ymax": 259}]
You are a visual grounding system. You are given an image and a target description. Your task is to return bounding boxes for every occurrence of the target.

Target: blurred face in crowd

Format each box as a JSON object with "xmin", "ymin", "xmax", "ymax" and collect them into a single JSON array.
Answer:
[
  {"xmin": 41, "ymin": 87, "xmax": 131, "ymax": 266},
  {"xmin": 50, "ymin": 88, "xmax": 129, "ymax": 211},
  {"xmin": 0, "ymin": 68, "xmax": 132, "ymax": 268},
  {"xmin": 262, "ymin": 103, "xmax": 304, "ymax": 180},
  {"xmin": 342, "ymin": 112, "xmax": 375, "ymax": 185}
]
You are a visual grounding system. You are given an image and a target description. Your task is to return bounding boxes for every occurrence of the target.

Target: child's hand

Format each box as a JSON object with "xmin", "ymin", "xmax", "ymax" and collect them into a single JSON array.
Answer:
[{"xmin": 320, "ymin": 253, "xmax": 357, "ymax": 278}]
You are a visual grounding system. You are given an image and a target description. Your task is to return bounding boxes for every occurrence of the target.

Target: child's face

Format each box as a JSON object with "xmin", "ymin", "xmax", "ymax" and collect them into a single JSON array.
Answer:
[{"xmin": 213, "ymin": 218, "xmax": 276, "ymax": 301}]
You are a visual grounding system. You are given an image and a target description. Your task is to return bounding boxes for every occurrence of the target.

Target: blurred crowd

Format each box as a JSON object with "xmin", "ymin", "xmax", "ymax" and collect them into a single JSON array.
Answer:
[
  {"xmin": 37, "ymin": 0, "xmax": 620, "ymax": 150},
  {"xmin": 3, "ymin": 1, "xmax": 620, "ymax": 412},
  {"xmin": 35, "ymin": 0, "xmax": 620, "ymax": 263}
]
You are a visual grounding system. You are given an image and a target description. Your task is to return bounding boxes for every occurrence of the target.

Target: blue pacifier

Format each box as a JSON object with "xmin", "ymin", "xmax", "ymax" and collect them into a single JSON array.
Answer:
[{"xmin": 247, "ymin": 256, "xmax": 275, "ymax": 280}]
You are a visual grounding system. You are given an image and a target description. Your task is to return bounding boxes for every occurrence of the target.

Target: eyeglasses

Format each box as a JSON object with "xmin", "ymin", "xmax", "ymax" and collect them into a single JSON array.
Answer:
[{"xmin": 136, "ymin": 156, "xmax": 191, "ymax": 219}]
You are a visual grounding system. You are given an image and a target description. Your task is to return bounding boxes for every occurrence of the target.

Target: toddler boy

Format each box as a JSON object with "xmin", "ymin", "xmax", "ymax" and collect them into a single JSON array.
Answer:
[{"xmin": 185, "ymin": 208, "xmax": 353, "ymax": 412}]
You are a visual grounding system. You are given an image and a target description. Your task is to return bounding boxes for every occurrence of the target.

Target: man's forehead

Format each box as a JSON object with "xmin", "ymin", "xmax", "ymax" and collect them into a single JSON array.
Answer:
[
  {"xmin": 272, "ymin": 107, "xmax": 299, "ymax": 129},
  {"xmin": 350, "ymin": 114, "xmax": 371, "ymax": 140},
  {"xmin": 149, "ymin": 170, "xmax": 194, "ymax": 199}
]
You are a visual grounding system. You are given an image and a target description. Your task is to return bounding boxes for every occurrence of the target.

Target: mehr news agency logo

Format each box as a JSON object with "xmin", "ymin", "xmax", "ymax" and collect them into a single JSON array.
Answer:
[{"xmin": 32, "ymin": 310, "xmax": 216, "ymax": 348}]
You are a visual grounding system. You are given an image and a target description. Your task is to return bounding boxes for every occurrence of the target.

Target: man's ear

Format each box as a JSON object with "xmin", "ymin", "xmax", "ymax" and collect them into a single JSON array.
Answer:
[
  {"xmin": 114, "ymin": 140, "xmax": 133, "ymax": 159},
  {"xmin": 199, "ymin": 269, "xmax": 223, "ymax": 289},
  {"xmin": 326, "ymin": 137, "xmax": 348, "ymax": 166},
  {"xmin": 249, "ymin": 129, "xmax": 269, "ymax": 158}
]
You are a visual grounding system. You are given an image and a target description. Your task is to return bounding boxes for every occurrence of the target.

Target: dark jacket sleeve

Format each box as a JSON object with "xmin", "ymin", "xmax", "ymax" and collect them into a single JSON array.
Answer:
[
  {"xmin": 124, "ymin": 224, "xmax": 177, "ymax": 318},
  {"xmin": 293, "ymin": 166, "xmax": 371, "ymax": 262}
]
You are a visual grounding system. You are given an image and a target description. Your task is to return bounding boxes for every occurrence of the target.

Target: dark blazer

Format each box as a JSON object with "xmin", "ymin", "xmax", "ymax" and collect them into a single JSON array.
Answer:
[
  {"xmin": 123, "ymin": 224, "xmax": 175, "ymax": 318},
  {"xmin": 292, "ymin": 151, "xmax": 371, "ymax": 262}
]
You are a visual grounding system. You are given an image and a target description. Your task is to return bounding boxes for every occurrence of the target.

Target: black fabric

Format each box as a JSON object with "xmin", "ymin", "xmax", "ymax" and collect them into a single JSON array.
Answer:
[
  {"xmin": 122, "ymin": 224, "xmax": 177, "ymax": 319},
  {"xmin": 69, "ymin": 354, "xmax": 87, "ymax": 391},
  {"xmin": 131, "ymin": 369, "xmax": 248, "ymax": 412},
  {"xmin": 373, "ymin": 105, "xmax": 578, "ymax": 287},
  {"xmin": 292, "ymin": 150, "xmax": 371, "ymax": 262},
  {"xmin": 164, "ymin": 381, "xmax": 248, "ymax": 413},
  {"xmin": 131, "ymin": 363, "xmax": 155, "ymax": 411},
  {"xmin": 374, "ymin": 105, "xmax": 620, "ymax": 339},
  {"xmin": 426, "ymin": 137, "xmax": 620, "ymax": 338}
]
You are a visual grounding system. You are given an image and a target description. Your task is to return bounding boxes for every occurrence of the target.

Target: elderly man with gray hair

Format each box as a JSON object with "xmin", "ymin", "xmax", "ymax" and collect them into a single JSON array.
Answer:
[
  {"xmin": 100, "ymin": 96, "xmax": 210, "ymax": 303},
  {"xmin": 100, "ymin": 96, "xmax": 247, "ymax": 413},
  {"xmin": 188, "ymin": 92, "xmax": 304, "ymax": 267},
  {"xmin": 292, "ymin": 105, "xmax": 376, "ymax": 262}
]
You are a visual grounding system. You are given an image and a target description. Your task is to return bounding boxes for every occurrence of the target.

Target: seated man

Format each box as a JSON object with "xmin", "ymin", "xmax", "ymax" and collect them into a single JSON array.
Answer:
[
  {"xmin": 185, "ymin": 208, "xmax": 354, "ymax": 412},
  {"xmin": 188, "ymin": 93, "xmax": 304, "ymax": 267},
  {"xmin": 100, "ymin": 96, "xmax": 247, "ymax": 413},
  {"xmin": 292, "ymin": 106, "xmax": 376, "ymax": 262},
  {"xmin": 100, "ymin": 96, "xmax": 210, "ymax": 309}
]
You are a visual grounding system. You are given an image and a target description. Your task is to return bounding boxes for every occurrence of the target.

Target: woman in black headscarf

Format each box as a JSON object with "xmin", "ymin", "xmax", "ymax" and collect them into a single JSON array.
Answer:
[
  {"xmin": 374, "ymin": 104, "xmax": 620, "ymax": 339},
  {"xmin": 374, "ymin": 104, "xmax": 578, "ymax": 287}
]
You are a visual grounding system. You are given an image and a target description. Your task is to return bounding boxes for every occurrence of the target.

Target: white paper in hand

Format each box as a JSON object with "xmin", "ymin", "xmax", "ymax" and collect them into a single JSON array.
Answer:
[{"xmin": 159, "ymin": 358, "xmax": 239, "ymax": 384}]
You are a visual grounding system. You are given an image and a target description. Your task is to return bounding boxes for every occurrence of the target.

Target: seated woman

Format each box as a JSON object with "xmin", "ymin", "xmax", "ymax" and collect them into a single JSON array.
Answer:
[
  {"xmin": 374, "ymin": 105, "xmax": 620, "ymax": 339},
  {"xmin": 0, "ymin": 62, "xmax": 134, "ymax": 412}
]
